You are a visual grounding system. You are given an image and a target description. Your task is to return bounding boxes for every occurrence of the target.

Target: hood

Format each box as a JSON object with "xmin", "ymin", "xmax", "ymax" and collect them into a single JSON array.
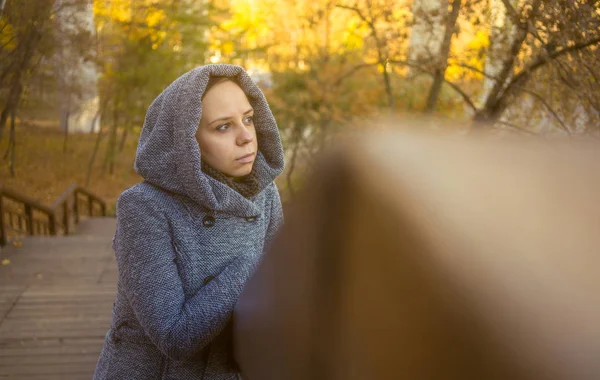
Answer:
[{"xmin": 134, "ymin": 64, "xmax": 285, "ymax": 217}]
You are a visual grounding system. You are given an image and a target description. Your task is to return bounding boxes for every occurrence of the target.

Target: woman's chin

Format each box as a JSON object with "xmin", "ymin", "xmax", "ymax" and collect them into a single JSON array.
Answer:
[{"xmin": 228, "ymin": 165, "xmax": 253, "ymax": 178}]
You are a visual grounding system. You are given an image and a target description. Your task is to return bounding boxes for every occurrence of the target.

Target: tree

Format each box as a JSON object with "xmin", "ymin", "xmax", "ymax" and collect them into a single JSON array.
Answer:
[
  {"xmin": 337, "ymin": 0, "xmax": 412, "ymax": 112},
  {"xmin": 0, "ymin": 0, "xmax": 53, "ymax": 142},
  {"xmin": 1, "ymin": 0, "xmax": 95, "ymax": 169},
  {"xmin": 471, "ymin": 0, "xmax": 600, "ymax": 131},
  {"xmin": 93, "ymin": 0, "xmax": 216, "ymax": 174}
]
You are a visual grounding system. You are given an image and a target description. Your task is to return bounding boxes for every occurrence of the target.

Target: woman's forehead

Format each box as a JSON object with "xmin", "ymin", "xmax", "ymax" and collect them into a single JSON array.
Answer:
[
  {"xmin": 200, "ymin": 82, "xmax": 253, "ymax": 126},
  {"xmin": 203, "ymin": 81, "xmax": 251, "ymax": 111}
]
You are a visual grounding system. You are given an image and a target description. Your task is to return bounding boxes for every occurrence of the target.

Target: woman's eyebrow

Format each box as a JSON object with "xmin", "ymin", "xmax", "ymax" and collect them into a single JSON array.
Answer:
[
  {"xmin": 209, "ymin": 115, "xmax": 232, "ymax": 126},
  {"xmin": 209, "ymin": 109, "xmax": 254, "ymax": 126}
]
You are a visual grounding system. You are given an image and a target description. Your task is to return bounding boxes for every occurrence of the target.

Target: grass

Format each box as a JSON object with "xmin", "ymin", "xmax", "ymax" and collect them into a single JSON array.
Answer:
[{"xmin": 0, "ymin": 121, "xmax": 141, "ymax": 216}]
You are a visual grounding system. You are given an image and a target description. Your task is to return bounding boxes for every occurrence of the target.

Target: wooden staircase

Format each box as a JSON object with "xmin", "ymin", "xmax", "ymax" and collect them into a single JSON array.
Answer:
[{"xmin": 0, "ymin": 204, "xmax": 116, "ymax": 378}]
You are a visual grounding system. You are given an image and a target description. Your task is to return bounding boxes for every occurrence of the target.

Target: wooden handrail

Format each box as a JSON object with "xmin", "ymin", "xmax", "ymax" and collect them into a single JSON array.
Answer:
[
  {"xmin": 0, "ymin": 183, "xmax": 107, "ymax": 247},
  {"xmin": 0, "ymin": 186, "xmax": 54, "ymax": 215},
  {"xmin": 49, "ymin": 184, "xmax": 78, "ymax": 210}
]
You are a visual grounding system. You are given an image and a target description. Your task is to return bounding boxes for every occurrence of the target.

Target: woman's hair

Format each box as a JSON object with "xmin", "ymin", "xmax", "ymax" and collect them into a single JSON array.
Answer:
[{"xmin": 202, "ymin": 75, "xmax": 242, "ymax": 101}]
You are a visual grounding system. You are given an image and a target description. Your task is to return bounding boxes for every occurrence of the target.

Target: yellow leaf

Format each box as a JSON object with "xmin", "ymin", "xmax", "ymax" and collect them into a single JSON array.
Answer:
[
  {"xmin": 146, "ymin": 9, "xmax": 166, "ymax": 28},
  {"xmin": 222, "ymin": 41, "xmax": 235, "ymax": 55},
  {"xmin": 1, "ymin": 259, "xmax": 10, "ymax": 266}
]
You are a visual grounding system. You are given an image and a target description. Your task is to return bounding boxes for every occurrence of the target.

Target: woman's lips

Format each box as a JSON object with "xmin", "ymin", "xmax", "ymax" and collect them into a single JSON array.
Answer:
[{"xmin": 236, "ymin": 152, "xmax": 255, "ymax": 164}]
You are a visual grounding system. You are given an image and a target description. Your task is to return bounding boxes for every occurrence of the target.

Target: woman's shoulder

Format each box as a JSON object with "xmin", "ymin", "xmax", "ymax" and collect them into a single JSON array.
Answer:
[
  {"xmin": 116, "ymin": 181, "xmax": 183, "ymax": 216},
  {"xmin": 262, "ymin": 181, "xmax": 280, "ymax": 199}
]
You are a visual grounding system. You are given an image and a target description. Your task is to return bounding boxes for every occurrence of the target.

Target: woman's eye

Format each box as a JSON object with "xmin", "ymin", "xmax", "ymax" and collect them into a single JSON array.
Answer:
[
  {"xmin": 216, "ymin": 123, "xmax": 230, "ymax": 131},
  {"xmin": 243, "ymin": 116, "xmax": 254, "ymax": 125}
]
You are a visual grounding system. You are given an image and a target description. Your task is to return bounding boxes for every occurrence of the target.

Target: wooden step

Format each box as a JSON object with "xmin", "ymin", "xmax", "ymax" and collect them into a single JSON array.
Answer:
[{"xmin": 0, "ymin": 218, "xmax": 118, "ymax": 379}]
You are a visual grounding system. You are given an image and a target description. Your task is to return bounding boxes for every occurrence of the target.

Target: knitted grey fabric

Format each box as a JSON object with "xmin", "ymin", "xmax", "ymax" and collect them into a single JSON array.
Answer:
[{"xmin": 93, "ymin": 64, "xmax": 285, "ymax": 380}]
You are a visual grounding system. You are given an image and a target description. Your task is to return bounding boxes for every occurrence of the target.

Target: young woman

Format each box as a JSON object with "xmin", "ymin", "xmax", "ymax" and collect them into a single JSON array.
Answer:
[{"xmin": 93, "ymin": 64, "xmax": 285, "ymax": 379}]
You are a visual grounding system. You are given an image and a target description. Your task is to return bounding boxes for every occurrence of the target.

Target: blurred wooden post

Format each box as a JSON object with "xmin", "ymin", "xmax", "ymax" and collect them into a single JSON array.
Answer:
[{"xmin": 234, "ymin": 131, "xmax": 600, "ymax": 380}]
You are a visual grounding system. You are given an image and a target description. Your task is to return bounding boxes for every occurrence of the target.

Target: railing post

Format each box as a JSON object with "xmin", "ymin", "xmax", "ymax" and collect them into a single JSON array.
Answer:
[
  {"xmin": 73, "ymin": 191, "xmax": 79, "ymax": 224},
  {"xmin": 0, "ymin": 197, "xmax": 6, "ymax": 247},
  {"xmin": 88, "ymin": 195, "xmax": 93, "ymax": 217},
  {"xmin": 63, "ymin": 201, "xmax": 69, "ymax": 235},
  {"xmin": 100, "ymin": 201, "xmax": 106, "ymax": 216},
  {"xmin": 25, "ymin": 204, "xmax": 34, "ymax": 236},
  {"xmin": 48, "ymin": 213, "xmax": 56, "ymax": 236}
]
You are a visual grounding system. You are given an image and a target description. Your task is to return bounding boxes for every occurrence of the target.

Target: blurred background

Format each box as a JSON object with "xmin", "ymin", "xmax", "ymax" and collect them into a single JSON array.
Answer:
[{"xmin": 1, "ymin": 0, "xmax": 599, "ymax": 211}]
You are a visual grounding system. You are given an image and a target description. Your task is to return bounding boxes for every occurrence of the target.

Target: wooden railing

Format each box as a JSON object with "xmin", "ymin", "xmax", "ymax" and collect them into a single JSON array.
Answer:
[{"xmin": 0, "ymin": 184, "xmax": 107, "ymax": 247}]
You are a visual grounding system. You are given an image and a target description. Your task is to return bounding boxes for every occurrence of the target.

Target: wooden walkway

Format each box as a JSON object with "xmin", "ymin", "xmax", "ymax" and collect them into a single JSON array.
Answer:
[{"xmin": 0, "ymin": 218, "xmax": 117, "ymax": 379}]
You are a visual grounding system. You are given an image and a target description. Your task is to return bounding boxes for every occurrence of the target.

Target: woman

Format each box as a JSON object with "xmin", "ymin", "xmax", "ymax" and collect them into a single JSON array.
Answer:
[{"xmin": 93, "ymin": 64, "xmax": 285, "ymax": 379}]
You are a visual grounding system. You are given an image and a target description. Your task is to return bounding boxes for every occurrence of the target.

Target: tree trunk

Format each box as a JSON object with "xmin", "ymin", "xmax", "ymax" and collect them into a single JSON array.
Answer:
[
  {"xmin": 86, "ymin": 109, "xmax": 104, "ymax": 187},
  {"xmin": 408, "ymin": 0, "xmax": 448, "ymax": 66},
  {"xmin": 473, "ymin": 23, "xmax": 528, "ymax": 127},
  {"xmin": 0, "ymin": 75, "xmax": 24, "ymax": 143},
  {"xmin": 480, "ymin": 0, "xmax": 519, "ymax": 104},
  {"xmin": 473, "ymin": 0, "xmax": 529, "ymax": 127},
  {"xmin": 424, "ymin": 0, "xmax": 462, "ymax": 114},
  {"xmin": 381, "ymin": 62, "xmax": 395, "ymax": 113},
  {"xmin": 54, "ymin": 0, "xmax": 99, "ymax": 134},
  {"xmin": 118, "ymin": 126, "xmax": 128, "ymax": 153},
  {"xmin": 63, "ymin": 111, "xmax": 70, "ymax": 153},
  {"xmin": 286, "ymin": 124, "xmax": 304, "ymax": 199},
  {"xmin": 0, "ymin": 6, "xmax": 46, "ymax": 142},
  {"xmin": 105, "ymin": 97, "xmax": 119, "ymax": 175},
  {"xmin": 8, "ymin": 109, "xmax": 16, "ymax": 177}
]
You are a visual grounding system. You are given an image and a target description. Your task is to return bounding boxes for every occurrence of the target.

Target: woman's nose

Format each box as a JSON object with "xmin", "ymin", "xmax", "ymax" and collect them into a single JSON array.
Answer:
[{"xmin": 236, "ymin": 123, "xmax": 254, "ymax": 145}]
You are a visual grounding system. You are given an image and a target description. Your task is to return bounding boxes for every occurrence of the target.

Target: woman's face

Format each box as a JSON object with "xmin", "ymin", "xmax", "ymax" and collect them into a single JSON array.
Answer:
[{"xmin": 196, "ymin": 80, "xmax": 258, "ymax": 178}]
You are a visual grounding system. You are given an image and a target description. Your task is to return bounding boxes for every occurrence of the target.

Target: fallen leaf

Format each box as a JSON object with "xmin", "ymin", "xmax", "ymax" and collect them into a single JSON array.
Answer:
[{"xmin": 1, "ymin": 259, "xmax": 10, "ymax": 266}]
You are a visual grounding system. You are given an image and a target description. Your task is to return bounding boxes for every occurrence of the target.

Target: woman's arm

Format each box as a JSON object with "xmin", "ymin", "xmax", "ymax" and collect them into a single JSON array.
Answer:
[
  {"xmin": 114, "ymin": 188, "xmax": 259, "ymax": 361},
  {"xmin": 264, "ymin": 183, "xmax": 283, "ymax": 250}
]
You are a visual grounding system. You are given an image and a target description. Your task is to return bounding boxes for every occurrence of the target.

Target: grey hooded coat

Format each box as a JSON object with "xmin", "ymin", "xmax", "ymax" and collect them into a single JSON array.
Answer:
[{"xmin": 93, "ymin": 64, "xmax": 285, "ymax": 379}]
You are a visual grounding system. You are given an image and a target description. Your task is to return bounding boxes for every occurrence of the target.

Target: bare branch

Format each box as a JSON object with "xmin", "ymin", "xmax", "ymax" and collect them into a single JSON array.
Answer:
[
  {"xmin": 336, "ymin": 3, "xmax": 393, "ymax": 111},
  {"xmin": 0, "ymin": 35, "xmax": 16, "ymax": 51},
  {"xmin": 336, "ymin": 3, "xmax": 382, "ymax": 50},
  {"xmin": 450, "ymin": 61, "xmax": 496, "ymax": 79},
  {"xmin": 499, "ymin": 0, "xmax": 548, "ymax": 47},
  {"xmin": 520, "ymin": 88, "xmax": 572, "ymax": 135},
  {"xmin": 505, "ymin": 36, "xmax": 600, "ymax": 99},
  {"xmin": 582, "ymin": 61, "xmax": 599, "ymax": 86},
  {"xmin": 496, "ymin": 120, "xmax": 540, "ymax": 136},
  {"xmin": 499, "ymin": 0, "xmax": 522, "ymax": 26},
  {"xmin": 0, "ymin": 20, "xmax": 9, "ymax": 34},
  {"xmin": 335, "ymin": 4, "xmax": 368, "ymax": 23},
  {"xmin": 389, "ymin": 59, "xmax": 478, "ymax": 113},
  {"xmin": 441, "ymin": 78, "xmax": 478, "ymax": 113},
  {"xmin": 332, "ymin": 62, "xmax": 379, "ymax": 87},
  {"xmin": 553, "ymin": 58, "xmax": 576, "ymax": 84}
]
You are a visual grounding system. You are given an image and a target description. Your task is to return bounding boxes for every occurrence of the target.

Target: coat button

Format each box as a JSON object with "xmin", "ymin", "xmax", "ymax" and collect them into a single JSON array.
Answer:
[
  {"xmin": 203, "ymin": 275, "xmax": 214, "ymax": 285},
  {"xmin": 202, "ymin": 215, "xmax": 215, "ymax": 227},
  {"xmin": 244, "ymin": 216, "xmax": 257, "ymax": 222}
]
